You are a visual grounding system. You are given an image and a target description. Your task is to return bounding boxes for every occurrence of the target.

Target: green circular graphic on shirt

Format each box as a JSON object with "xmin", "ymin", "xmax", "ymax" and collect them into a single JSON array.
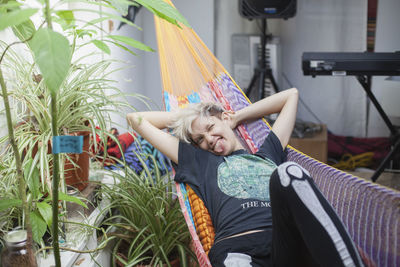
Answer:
[{"xmin": 217, "ymin": 154, "xmax": 276, "ymax": 201}]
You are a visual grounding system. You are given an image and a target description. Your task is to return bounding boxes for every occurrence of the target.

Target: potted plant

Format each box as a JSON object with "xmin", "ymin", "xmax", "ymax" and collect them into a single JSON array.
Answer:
[
  {"xmin": 0, "ymin": 0, "xmax": 189, "ymax": 266},
  {"xmin": 101, "ymin": 156, "xmax": 196, "ymax": 267},
  {"xmin": 0, "ymin": 42, "xmax": 124, "ymax": 246}
]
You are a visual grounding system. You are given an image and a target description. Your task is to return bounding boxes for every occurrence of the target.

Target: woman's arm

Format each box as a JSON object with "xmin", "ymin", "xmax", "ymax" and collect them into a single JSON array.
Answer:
[
  {"xmin": 126, "ymin": 111, "xmax": 179, "ymax": 164},
  {"xmin": 232, "ymin": 88, "xmax": 299, "ymax": 149}
]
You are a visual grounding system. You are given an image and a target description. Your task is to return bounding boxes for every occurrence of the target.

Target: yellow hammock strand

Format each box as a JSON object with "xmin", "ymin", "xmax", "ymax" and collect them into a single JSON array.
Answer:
[{"xmin": 155, "ymin": 0, "xmax": 237, "ymax": 98}]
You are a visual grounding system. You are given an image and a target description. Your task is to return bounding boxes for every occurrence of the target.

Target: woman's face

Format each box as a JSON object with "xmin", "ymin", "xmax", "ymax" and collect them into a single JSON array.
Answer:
[{"xmin": 190, "ymin": 114, "xmax": 243, "ymax": 156}]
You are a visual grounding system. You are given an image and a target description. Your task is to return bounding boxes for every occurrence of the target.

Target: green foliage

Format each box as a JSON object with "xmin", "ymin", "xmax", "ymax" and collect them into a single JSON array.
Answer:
[
  {"xmin": 102, "ymin": 160, "xmax": 196, "ymax": 266},
  {"xmin": 36, "ymin": 202, "xmax": 53, "ymax": 228},
  {"xmin": 58, "ymin": 192, "xmax": 88, "ymax": 209},
  {"xmin": 0, "ymin": 8, "xmax": 38, "ymax": 31},
  {"xmin": 0, "ymin": 198, "xmax": 22, "ymax": 212},
  {"xmin": 12, "ymin": 19, "xmax": 36, "ymax": 41},
  {"xmin": 0, "ymin": 0, "xmax": 190, "ymax": 265},
  {"xmin": 91, "ymin": 40, "xmax": 111, "ymax": 54},
  {"xmin": 108, "ymin": 35, "xmax": 154, "ymax": 52},
  {"xmin": 30, "ymin": 29, "xmax": 72, "ymax": 94},
  {"xmin": 135, "ymin": 0, "xmax": 190, "ymax": 27},
  {"xmin": 24, "ymin": 159, "xmax": 40, "ymax": 199},
  {"xmin": 30, "ymin": 210, "xmax": 47, "ymax": 243},
  {"xmin": 0, "ymin": 43, "xmax": 139, "ymax": 246}
]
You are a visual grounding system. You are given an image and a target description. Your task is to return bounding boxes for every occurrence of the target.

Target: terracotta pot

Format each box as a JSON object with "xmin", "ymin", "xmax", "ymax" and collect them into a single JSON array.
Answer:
[
  {"xmin": 30, "ymin": 131, "xmax": 90, "ymax": 192},
  {"xmin": 64, "ymin": 132, "xmax": 90, "ymax": 191}
]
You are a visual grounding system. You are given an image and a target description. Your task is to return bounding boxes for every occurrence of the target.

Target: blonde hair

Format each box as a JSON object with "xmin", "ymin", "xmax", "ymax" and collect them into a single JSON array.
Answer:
[{"xmin": 169, "ymin": 102, "xmax": 225, "ymax": 143}]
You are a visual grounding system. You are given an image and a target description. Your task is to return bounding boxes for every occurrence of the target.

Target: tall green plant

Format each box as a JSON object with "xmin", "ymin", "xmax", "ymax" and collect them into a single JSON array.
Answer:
[
  {"xmin": 0, "ymin": 0, "xmax": 189, "ymax": 266},
  {"xmin": 102, "ymin": 158, "xmax": 195, "ymax": 267},
  {"xmin": 0, "ymin": 59, "xmax": 38, "ymax": 266}
]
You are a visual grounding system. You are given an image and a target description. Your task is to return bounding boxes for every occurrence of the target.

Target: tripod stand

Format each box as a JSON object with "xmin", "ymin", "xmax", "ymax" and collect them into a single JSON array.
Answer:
[{"xmin": 245, "ymin": 19, "xmax": 280, "ymax": 101}]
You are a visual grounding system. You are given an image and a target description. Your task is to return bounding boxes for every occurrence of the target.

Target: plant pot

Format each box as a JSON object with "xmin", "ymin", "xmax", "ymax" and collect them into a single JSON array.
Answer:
[
  {"xmin": 30, "ymin": 131, "xmax": 90, "ymax": 192},
  {"xmin": 64, "ymin": 132, "xmax": 90, "ymax": 191},
  {"xmin": 114, "ymin": 240, "xmax": 181, "ymax": 267}
]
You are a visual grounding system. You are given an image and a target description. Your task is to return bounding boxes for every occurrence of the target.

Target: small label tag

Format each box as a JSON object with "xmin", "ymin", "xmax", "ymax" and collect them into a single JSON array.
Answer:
[
  {"xmin": 52, "ymin": 136, "xmax": 83, "ymax": 154},
  {"xmin": 332, "ymin": 71, "xmax": 347, "ymax": 76}
]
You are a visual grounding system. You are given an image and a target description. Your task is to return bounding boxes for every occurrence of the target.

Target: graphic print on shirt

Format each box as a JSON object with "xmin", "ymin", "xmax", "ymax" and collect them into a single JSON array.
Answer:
[{"xmin": 217, "ymin": 154, "xmax": 276, "ymax": 201}]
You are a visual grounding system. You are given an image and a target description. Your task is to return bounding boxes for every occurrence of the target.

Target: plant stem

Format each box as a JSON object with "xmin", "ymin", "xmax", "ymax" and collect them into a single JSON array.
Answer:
[
  {"xmin": 50, "ymin": 91, "xmax": 61, "ymax": 267},
  {"xmin": 44, "ymin": 0, "xmax": 53, "ymax": 30},
  {"xmin": 43, "ymin": 0, "xmax": 61, "ymax": 265},
  {"xmin": 0, "ymin": 68, "xmax": 37, "ymax": 266}
]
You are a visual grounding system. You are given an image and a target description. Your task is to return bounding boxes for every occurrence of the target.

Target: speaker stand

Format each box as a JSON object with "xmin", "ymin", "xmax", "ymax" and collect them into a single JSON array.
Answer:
[{"xmin": 245, "ymin": 19, "xmax": 279, "ymax": 101}]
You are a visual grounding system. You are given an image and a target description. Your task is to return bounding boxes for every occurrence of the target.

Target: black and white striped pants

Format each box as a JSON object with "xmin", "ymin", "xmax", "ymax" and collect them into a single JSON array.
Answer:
[{"xmin": 209, "ymin": 162, "xmax": 365, "ymax": 267}]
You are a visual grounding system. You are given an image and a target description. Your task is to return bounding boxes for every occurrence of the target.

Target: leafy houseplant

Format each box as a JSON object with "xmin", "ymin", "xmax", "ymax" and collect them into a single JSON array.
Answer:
[
  {"xmin": 0, "ymin": 43, "xmax": 129, "ymax": 245},
  {"xmin": 0, "ymin": 0, "xmax": 189, "ymax": 266},
  {"xmin": 102, "ymin": 158, "xmax": 196, "ymax": 267}
]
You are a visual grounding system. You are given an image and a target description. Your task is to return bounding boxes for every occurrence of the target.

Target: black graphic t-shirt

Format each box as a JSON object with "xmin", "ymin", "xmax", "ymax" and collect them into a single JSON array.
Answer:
[{"xmin": 174, "ymin": 131, "xmax": 287, "ymax": 242}]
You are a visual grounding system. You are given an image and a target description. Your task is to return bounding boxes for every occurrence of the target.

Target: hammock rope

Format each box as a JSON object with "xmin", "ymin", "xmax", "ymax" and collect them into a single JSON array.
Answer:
[{"xmin": 154, "ymin": 1, "xmax": 400, "ymax": 266}]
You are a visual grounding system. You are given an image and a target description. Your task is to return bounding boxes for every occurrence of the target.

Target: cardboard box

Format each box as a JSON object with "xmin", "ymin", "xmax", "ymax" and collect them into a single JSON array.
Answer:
[{"xmin": 289, "ymin": 124, "xmax": 328, "ymax": 163}]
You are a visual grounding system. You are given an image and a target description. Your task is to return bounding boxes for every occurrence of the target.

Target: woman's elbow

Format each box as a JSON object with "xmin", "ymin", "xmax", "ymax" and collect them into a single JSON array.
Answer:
[
  {"xmin": 126, "ymin": 112, "xmax": 142, "ymax": 130},
  {"xmin": 289, "ymin": 87, "xmax": 299, "ymax": 96},
  {"xmin": 289, "ymin": 88, "xmax": 299, "ymax": 102}
]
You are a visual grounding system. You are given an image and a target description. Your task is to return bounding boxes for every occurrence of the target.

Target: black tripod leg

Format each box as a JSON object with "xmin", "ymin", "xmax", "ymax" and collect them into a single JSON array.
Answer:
[
  {"xmin": 245, "ymin": 70, "xmax": 259, "ymax": 98},
  {"xmin": 258, "ymin": 68, "xmax": 266, "ymax": 99},
  {"xmin": 266, "ymin": 68, "xmax": 280, "ymax": 93},
  {"xmin": 371, "ymin": 138, "xmax": 400, "ymax": 182}
]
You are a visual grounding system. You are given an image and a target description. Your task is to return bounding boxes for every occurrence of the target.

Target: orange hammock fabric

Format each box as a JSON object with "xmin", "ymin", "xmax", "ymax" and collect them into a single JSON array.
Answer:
[{"xmin": 154, "ymin": 1, "xmax": 400, "ymax": 267}]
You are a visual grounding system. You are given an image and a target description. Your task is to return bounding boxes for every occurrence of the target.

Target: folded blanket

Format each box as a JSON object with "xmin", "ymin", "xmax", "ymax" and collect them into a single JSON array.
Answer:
[{"xmin": 106, "ymin": 136, "xmax": 172, "ymax": 176}]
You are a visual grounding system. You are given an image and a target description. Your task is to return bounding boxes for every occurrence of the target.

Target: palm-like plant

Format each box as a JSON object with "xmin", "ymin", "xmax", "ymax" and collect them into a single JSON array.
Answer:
[
  {"xmin": 102, "ymin": 158, "xmax": 196, "ymax": 267},
  {"xmin": 0, "ymin": 42, "xmax": 141, "ymax": 245}
]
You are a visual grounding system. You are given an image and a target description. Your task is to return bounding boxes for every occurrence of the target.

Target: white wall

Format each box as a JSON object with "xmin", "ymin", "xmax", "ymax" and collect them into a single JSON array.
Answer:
[
  {"xmin": 0, "ymin": 29, "xmax": 27, "ymax": 143},
  {"xmin": 277, "ymin": 0, "xmax": 368, "ymax": 137},
  {"xmin": 368, "ymin": 0, "xmax": 400, "ymax": 137}
]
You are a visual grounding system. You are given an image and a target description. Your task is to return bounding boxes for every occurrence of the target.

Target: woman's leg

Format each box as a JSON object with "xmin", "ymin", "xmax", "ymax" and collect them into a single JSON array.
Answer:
[{"xmin": 270, "ymin": 161, "xmax": 364, "ymax": 267}]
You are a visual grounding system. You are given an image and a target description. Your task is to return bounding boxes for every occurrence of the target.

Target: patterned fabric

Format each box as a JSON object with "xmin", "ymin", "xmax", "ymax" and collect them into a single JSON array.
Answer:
[
  {"xmin": 106, "ymin": 136, "xmax": 172, "ymax": 176},
  {"xmin": 217, "ymin": 155, "xmax": 275, "ymax": 201}
]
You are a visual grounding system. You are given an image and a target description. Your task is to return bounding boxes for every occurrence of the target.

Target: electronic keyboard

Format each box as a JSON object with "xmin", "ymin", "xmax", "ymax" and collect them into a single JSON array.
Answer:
[{"xmin": 302, "ymin": 52, "xmax": 400, "ymax": 77}]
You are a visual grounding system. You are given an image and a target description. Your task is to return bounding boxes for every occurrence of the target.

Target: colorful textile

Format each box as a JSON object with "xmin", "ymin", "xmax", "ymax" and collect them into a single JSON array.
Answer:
[{"xmin": 106, "ymin": 136, "xmax": 172, "ymax": 176}]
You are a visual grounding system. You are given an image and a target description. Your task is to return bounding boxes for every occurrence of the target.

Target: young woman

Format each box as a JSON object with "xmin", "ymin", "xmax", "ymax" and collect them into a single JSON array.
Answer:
[{"xmin": 127, "ymin": 88, "xmax": 364, "ymax": 267}]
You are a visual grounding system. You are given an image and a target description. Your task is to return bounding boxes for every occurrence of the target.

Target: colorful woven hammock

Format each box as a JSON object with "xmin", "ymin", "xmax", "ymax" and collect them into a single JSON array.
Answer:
[{"xmin": 154, "ymin": 2, "xmax": 400, "ymax": 266}]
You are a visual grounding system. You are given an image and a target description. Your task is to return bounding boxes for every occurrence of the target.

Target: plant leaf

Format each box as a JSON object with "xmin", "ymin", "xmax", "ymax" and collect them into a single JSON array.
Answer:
[
  {"xmin": 76, "ymin": 29, "xmax": 95, "ymax": 39},
  {"xmin": 30, "ymin": 28, "xmax": 71, "ymax": 93},
  {"xmin": 108, "ymin": 35, "xmax": 154, "ymax": 52},
  {"xmin": 106, "ymin": 40, "xmax": 137, "ymax": 56},
  {"xmin": 0, "ymin": 1, "xmax": 22, "ymax": 12},
  {"xmin": 134, "ymin": 0, "xmax": 190, "ymax": 27},
  {"xmin": 12, "ymin": 19, "xmax": 36, "ymax": 42},
  {"xmin": 30, "ymin": 211, "xmax": 47, "ymax": 243},
  {"xmin": 24, "ymin": 158, "xmax": 40, "ymax": 199},
  {"xmin": 0, "ymin": 199, "xmax": 22, "ymax": 212},
  {"xmin": 0, "ymin": 8, "xmax": 38, "ymax": 31},
  {"xmin": 92, "ymin": 40, "xmax": 111, "ymax": 55},
  {"xmin": 37, "ymin": 202, "xmax": 53, "ymax": 228},
  {"xmin": 106, "ymin": 0, "xmax": 130, "ymax": 15},
  {"xmin": 56, "ymin": 10, "xmax": 75, "ymax": 26},
  {"xmin": 59, "ymin": 192, "xmax": 88, "ymax": 209}
]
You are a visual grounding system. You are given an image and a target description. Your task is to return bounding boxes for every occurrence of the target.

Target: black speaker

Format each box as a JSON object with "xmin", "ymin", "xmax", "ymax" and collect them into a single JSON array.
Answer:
[{"xmin": 239, "ymin": 0, "xmax": 296, "ymax": 19}]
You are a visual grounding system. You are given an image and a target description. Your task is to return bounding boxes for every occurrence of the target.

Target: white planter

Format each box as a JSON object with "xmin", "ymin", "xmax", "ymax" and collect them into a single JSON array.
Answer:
[{"xmin": 38, "ymin": 173, "xmax": 118, "ymax": 267}]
